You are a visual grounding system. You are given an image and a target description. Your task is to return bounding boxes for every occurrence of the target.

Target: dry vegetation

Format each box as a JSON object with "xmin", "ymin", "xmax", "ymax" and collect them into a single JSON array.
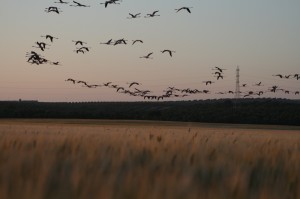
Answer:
[{"xmin": 0, "ymin": 120, "xmax": 299, "ymax": 199}]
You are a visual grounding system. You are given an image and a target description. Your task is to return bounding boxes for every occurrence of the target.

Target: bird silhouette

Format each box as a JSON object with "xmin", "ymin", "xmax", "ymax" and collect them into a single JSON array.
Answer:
[
  {"xmin": 54, "ymin": 0, "xmax": 69, "ymax": 4},
  {"xmin": 213, "ymin": 66, "xmax": 226, "ymax": 73},
  {"xmin": 284, "ymin": 75, "xmax": 291, "ymax": 79},
  {"xmin": 203, "ymin": 81, "xmax": 214, "ymax": 85},
  {"xmin": 132, "ymin": 40, "xmax": 143, "ymax": 45},
  {"xmin": 66, "ymin": 78, "xmax": 76, "ymax": 84},
  {"xmin": 273, "ymin": 74, "xmax": 283, "ymax": 78},
  {"xmin": 254, "ymin": 82, "xmax": 263, "ymax": 86},
  {"xmin": 74, "ymin": 49, "xmax": 85, "ymax": 54},
  {"xmin": 41, "ymin": 35, "xmax": 58, "ymax": 42},
  {"xmin": 128, "ymin": 82, "xmax": 140, "ymax": 88},
  {"xmin": 140, "ymin": 52, "xmax": 153, "ymax": 59},
  {"xmin": 161, "ymin": 50, "xmax": 175, "ymax": 57},
  {"xmin": 114, "ymin": 38, "xmax": 127, "ymax": 45},
  {"xmin": 51, "ymin": 61, "xmax": 61, "ymax": 66},
  {"xmin": 103, "ymin": 82, "xmax": 112, "ymax": 86},
  {"xmin": 127, "ymin": 13, "xmax": 141, "ymax": 19},
  {"xmin": 256, "ymin": 91, "xmax": 264, "ymax": 96},
  {"xmin": 145, "ymin": 11, "xmax": 160, "ymax": 18},
  {"xmin": 175, "ymin": 7, "xmax": 192, "ymax": 13},
  {"xmin": 33, "ymin": 42, "xmax": 50, "ymax": 51},
  {"xmin": 45, "ymin": 7, "xmax": 62, "ymax": 14},
  {"xmin": 100, "ymin": 0, "xmax": 121, "ymax": 8},
  {"xmin": 70, "ymin": 1, "xmax": 90, "ymax": 7},
  {"xmin": 77, "ymin": 46, "xmax": 91, "ymax": 52},
  {"xmin": 100, "ymin": 39, "xmax": 113, "ymax": 45},
  {"xmin": 72, "ymin": 40, "xmax": 87, "ymax": 45}
]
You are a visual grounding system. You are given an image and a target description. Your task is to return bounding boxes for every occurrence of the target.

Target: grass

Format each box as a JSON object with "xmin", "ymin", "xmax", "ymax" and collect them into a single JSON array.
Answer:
[{"xmin": 0, "ymin": 120, "xmax": 299, "ymax": 199}]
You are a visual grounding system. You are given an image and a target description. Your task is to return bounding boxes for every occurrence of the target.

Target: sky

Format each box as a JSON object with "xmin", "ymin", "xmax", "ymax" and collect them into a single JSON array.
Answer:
[{"xmin": 0, "ymin": 0, "xmax": 299, "ymax": 102}]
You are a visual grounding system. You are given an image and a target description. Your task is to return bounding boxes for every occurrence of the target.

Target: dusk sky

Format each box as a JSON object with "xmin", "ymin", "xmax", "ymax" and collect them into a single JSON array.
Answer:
[{"xmin": 0, "ymin": 0, "xmax": 299, "ymax": 101}]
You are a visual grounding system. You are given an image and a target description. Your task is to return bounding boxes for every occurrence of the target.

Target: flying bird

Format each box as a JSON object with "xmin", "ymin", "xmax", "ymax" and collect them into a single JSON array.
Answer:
[
  {"xmin": 128, "ymin": 82, "xmax": 140, "ymax": 88},
  {"xmin": 145, "ymin": 11, "xmax": 160, "ymax": 18},
  {"xmin": 175, "ymin": 7, "xmax": 192, "ymax": 13},
  {"xmin": 161, "ymin": 50, "xmax": 175, "ymax": 57},
  {"xmin": 54, "ymin": 0, "xmax": 69, "ymax": 4},
  {"xmin": 100, "ymin": 0, "xmax": 121, "ymax": 8},
  {"xmin": 41, "ymin": 34, "xmax": 58, "ymax": 42},
  {"xmin": 100, "ymin": 39, "xmax": 113, "ymax": 45},
  {"xmin": 66, "ymin": 78, "xmax": 76, "ymax": 84},
  {"xmin": 273, "ymin": 74, "xmax": 283, "ymax": 78},
  {"xmin": 127, "ymin": 13, "xmax": 141, "ymax": 19},
  {"xmin": 45, "ymin": 6, "xmax": 62, "ymax": 14},
  {"xmin": 70, "ymin": 1, "xmax": 90, "ymax": 7},
  {"xmin": 213, "ymin": 66, "xmax": 226, "ymax": 73},
  {"xmin": 140, "ymin": 52, "xmax": 153, "ymax": 59},
  {"xmin": 254, "ymin": 82, "xmax": 263, "ymax": 86},
  {"xmin": 72, "ymin": 40, "xmax": 87, "ymax": 45},
  {"xmin": 132, "ymin": 40, "xmax": 143, "ymax": 45},
  {"xmin": 203, "ymin": 81, "xmax": 214, "ymax": 85}
]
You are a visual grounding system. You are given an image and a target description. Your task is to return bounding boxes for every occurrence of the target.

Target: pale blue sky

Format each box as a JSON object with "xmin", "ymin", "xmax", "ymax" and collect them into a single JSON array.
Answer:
[{"xmin": 0, "ymin": 0, "xmax": 299, "ymax": 101}]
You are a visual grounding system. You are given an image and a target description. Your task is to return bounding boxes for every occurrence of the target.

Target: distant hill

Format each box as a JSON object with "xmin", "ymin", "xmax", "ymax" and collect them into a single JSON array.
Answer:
[{"xmin": 0, "ymin": 98, "xmax": 299, "ymax": 126}]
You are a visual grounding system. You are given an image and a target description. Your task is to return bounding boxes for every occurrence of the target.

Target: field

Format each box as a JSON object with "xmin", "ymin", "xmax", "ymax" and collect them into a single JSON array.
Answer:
[{"xmin": 0, "ymin": 120, "xmax": 299, "ymax": 199}]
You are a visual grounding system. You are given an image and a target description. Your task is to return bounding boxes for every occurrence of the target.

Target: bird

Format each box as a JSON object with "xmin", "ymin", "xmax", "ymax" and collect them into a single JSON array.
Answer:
[
  {"xmin": 70, "ymin": 1, "xmax": 90, "ymax": 7},
  {"xmin": 117, "ymin": 87, "xmax": 125, "ymax": 92},
  {"xmin": 132, "ymin": 40, "xmax": 143, "ymax": 45},
  {"xmin": 74, "ymin": 49, "xmax": 85, "ymax": 54},
  {"xmin": 140, "ymin": 52, "xmax": 153, "ymax": 59},
  {"xmin": 145, "ymin": 11, "xmax": 160, "ymax": 18},
  {"xmin": 100, "ymin": 39, "xmax": 113, "ymax": 45},
  {"xmin": 175, "ymin": 7, "xmax": 192, "ymax": 14},
  {"xmin": 66, "ymin": 78, "xmax": 76, "ymax": 84},
  {"xmin": 284, "ymin": 75, "xmax": 291, "ymax": 79},
  {"xmin": 242, "ymin": 84, "xmax": 247, "ymax": 87},
  {"xmin": 33, "ymin": 42, "xmax": 50, "ymax": 51},
  {"xmin": 203, "ymin": 81, "xmax": 214, "ymax": 85},
  {"xmin": 128, "ymin": 82, "xmax": 140, "ymax": 88},
  {"xmin": 161, "ymin": 50, "xmax": 175, "ymax": 57},
  {"xmin": 100, "ymin": 0, "xmax": 120, "ymax": 8},
  {"xmin": 54, "ymin": 0, "xmax": 69, "ymax": 4},
  {"xmin": 113, "ymin": 39, "xmax": 127, "ymax": 45},
  {"xmin": 256, "ymin": 91, "xmax": 264, "ymax": 96},
  {"xmin": 212, "ymin": 66, "xmax": 226, "ymax": 73},
  {"xmin": 41, "ymin": 35, "xmax": 58, "ymax": 42},
  {"xmin": 127, "ymin": 13, "xmax": 141, "ymax": 19},
  {"xmin": 293, "ymin": 74, "xmax": 300, "ymax": 80},
  {"xmin": 103, "ymin": 82, "xmax": 112, "ymax": 86},
  {"xmin": 72, "ymin": 40, "xmax": 87, "ymax": 45},
  {"xmin": 254, "ymin": 82, "xmax": 263, "ymax": 86},
  {"xmin": 273, "ymin": 74, "xmax": 283, "ymax": 78},
  {"xmin": 51, "ymin": 61, "xmax": 61, "ymax": 66},
  {"xmin": 77, "ymin": 80, "xmax": 88, "ymax": 85},
  {"xmin": 215, "ymin": 74, "xmax": 223, "ymax": 80},
  {"xmin": 45, "ymin": 6, "xmax": 62, "ymax": 14},
  {"xmin": 77, "ymin": 46, "xmax": 91, "ymax": 52},
  {"xmin": 269, "ymin": 86, "xmax": 279, "ymax": 93},
  {"xmin": 244, "ymin": 91, "xmax": 254, "ymax": 98}
]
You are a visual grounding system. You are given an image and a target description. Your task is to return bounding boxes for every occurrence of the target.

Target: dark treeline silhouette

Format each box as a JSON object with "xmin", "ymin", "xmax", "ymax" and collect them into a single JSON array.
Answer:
[{"xmin": 0, "ymin": 98, "xmax": 299, "ymax": 126}]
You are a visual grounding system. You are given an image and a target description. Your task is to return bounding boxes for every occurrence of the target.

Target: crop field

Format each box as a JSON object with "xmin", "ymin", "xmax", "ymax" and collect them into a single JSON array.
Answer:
[{"xmin": 0, "ymin": 120, "xmax": 299, "ymax": 199}]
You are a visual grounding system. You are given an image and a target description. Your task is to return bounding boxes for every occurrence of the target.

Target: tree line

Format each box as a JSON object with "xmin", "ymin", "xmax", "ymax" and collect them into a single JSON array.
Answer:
[{"xmin": 0, "ymin": 98, "xmax": 299, "ymax": 126}]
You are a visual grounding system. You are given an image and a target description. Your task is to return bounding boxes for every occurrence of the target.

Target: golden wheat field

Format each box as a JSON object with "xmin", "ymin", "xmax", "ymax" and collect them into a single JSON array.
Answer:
[{"xmin": 0, "ymin": 119, "xmax": 299, "ymax": 199}]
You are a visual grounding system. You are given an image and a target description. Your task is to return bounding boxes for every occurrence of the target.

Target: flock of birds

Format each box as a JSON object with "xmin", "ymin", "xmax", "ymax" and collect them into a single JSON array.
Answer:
[
  {"xmin": 27, "ymin": 0, "xmax": 191, "ymax": 65},
  {"xmin": 26, "ymin": 1, "xmax": 299, "ymax": 101},
  {"xmin": 65, "ymin": 68, "xmax": 300, "ymax": 101}
]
